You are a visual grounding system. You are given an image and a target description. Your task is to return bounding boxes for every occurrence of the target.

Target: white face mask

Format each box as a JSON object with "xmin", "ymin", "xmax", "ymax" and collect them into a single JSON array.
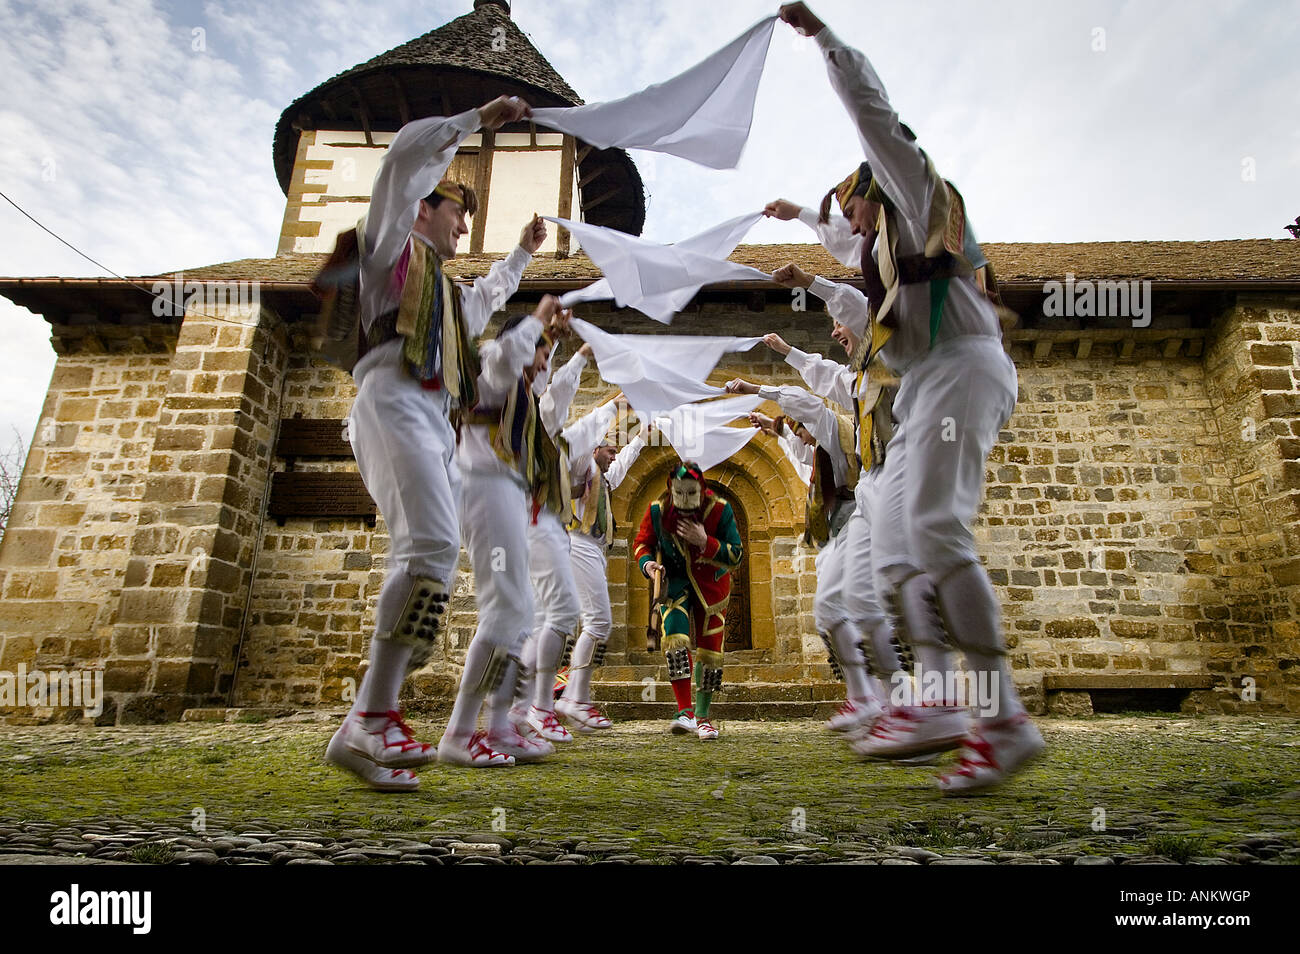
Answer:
[{"xmin": 670, "ymin": 478, "xmax": 702, "ymax": 511}]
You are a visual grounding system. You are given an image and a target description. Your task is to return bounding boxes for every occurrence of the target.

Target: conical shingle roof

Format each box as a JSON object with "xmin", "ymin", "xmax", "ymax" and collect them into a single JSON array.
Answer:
[{"xmin": 272, "ymin": 1, "xmax": 644, "ymax": 235}]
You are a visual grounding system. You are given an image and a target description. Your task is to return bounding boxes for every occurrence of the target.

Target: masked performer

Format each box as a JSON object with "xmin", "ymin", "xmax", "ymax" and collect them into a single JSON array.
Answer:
[{"xmin": 633, "ymin": 462, "xmax": 743, "ymax": 741}]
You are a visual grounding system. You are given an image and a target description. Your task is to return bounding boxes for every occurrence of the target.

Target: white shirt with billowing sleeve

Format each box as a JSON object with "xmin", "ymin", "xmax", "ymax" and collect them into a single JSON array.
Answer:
[
  {"xmin": 564, "ymin": 399, "xmax": 617, "ymax": 488},
  {"xmin": 814, "ymin": 28, "xmax": 1000, "ymax": 374},
  {"xmin": 790, "ymin": 205, "xmax": 872, "ymax": 341},
  {"xmin": 458, "ymin": 315, "xmax": 544, "ymax": 483},
  {"xmin": 782, "ymin": 345, "xmax": 886, "ymax": 473},
  {"xmin": 605, "ymin": 431, "xmax": 646, "ymax": 493},
  {"xmin": 567, "ymin": 402, "xmax": 647, "ymax": 522},
  {"xmin": 354, "ymin": 109, "xmax": 533, "ymax": 385},
  {"xmin": 775, "ymin": 426, "xmax": 814, "ymax": 486},
  {"xmin": 783, "ymin": 346, "xmax": 858, "ymax": 415},
  {"xmin": 798, "ymin": 205, "xmax": 863, "ymax": 268},
  {"xmin": 757, "ymin": 384, "xmax": 852, "ymax": 489},
  {"xmin": 539, "ymin": 350, "xmax": 588, "ymax": 439}
]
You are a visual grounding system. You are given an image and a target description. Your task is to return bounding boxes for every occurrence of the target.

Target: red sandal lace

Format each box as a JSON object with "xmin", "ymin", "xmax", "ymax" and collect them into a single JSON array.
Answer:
[
  {"xmin": 467, "ymin": 731, "xmax": 507, "ymax": 763},
  {"xmin": 941, "ymin": 732, "xmax": 997, "ymax": 781},
  {"xmin": 360, "ymin": 710, "xmax": 433, "ymax": 757}
]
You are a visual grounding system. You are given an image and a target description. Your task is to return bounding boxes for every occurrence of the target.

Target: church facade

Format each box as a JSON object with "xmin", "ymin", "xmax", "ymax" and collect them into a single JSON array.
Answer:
[{"xmin": 2, "ymin": 1, "xmax": 1298, "ymax": 723}]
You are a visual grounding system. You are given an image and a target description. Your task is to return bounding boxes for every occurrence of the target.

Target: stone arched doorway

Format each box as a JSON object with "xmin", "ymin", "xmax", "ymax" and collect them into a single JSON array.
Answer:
[
  {"xmin": 620, "ymin": 461, "xmax": 752, "ymax": 651},
  {"xmin": 613, "ymin": 430, "xmax": 805, "ymax": 663}
]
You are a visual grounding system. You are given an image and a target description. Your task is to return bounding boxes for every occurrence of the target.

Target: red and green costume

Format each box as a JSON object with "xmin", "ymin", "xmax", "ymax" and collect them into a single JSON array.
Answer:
[{"xmin": 634, "ymin": 475, "xmax": 743, "ymax": 721}]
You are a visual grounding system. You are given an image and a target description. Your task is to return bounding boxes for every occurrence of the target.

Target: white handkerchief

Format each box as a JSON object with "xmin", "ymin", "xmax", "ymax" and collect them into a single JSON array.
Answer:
[
  {"xmin": 531, "ymin": 17, "xmax": 776, "ymax": 170},
  {"xmin": 553, "ymin": 213, "xmax": 769, "ymax": 323},
  {"xmin": 569, "ymin": 317, "xmax": 723, "ymax": 419},
  {"xmin": 604, "ymin": 333, "xmax": 762, "ymax": 384},
  {"xmin": 654, "ymin": 395, "xmax": 763, "ymax": 473}
]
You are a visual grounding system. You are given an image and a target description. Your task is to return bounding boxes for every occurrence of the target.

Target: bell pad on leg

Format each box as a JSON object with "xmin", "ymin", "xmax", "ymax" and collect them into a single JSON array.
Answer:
[
  {"xmin": 881, "ymin": 586, "xmax": 916, "ymax": 672},
  {"xmin": 474, "ymin": 646, "xmax": 514, "ymax": 695},
  {"xmin": 819, "ymin": 631, "xmax": 844, "ymax": 682},
  {"xmin": 697, "ymin": 648, "xmax": 724, "ymax": 693},
  {"xmin": 664, "ymin": 632, "xmax": 693, "ymax": 681},
  {"xmin": 389, "ymin": 576, "xmax": 449, "ymax": 675}
]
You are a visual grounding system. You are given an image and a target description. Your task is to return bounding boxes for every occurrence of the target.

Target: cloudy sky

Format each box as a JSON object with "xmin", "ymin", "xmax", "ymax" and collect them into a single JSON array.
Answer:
[{"xmin": 1, "ymin": 0, "xmax": 1297, "ymax": 455}]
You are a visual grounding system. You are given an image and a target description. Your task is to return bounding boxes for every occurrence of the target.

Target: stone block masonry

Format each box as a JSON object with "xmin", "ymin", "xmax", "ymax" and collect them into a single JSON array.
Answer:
[
  {"xmin": 0, "ymin": 303, "xmax": 290, "ymax": 724},
  {"xmin": 4, "ymin": 295, "xmax": 1298, "ymax": 720}
]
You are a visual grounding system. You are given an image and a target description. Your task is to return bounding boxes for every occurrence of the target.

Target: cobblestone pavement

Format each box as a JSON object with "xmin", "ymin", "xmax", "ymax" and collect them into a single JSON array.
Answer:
[{"xmin": 0, "ymin": 714, "xmax": 1297, "ymax": 865}]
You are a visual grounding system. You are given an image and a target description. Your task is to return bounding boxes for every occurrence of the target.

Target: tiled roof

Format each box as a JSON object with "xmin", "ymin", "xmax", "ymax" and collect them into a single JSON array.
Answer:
[
  {"xmin": 119, "ymin": 239, "xmax": 1300, "ymax": 285},
  {"xmin": 330, "ymin": 2, "xmax": 580, "ymax": 104}
]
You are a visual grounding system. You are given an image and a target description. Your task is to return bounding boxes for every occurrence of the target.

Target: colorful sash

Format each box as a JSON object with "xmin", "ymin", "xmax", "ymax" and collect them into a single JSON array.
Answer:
[
  {"xmin": 467, "ymin": 377, "xmax": 571, "ymax": 518},
  {"xmin": 853, "ymin": 156, "xmax": 976, "ymax": 374},
  {"xmin": 569, "ymin": 471, "xmax": 614, "ymax": 542},
  {"xmin": 849, "ymin": 367, "xmax": 897, "ymax": 474},
  {"xmin": 801, "ymin": 412, "xmax": 860, "ymax": 547},
  {"xmin": 390, "ymin": 237, "xmax": 479, "ymax": 404}
]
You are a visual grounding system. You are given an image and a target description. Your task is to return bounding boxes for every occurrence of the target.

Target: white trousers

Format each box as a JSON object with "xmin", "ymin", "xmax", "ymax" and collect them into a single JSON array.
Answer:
[
  {"xmin": 568, "ymin": 532, "xmax": 613, "ymax": 642},
  {"xmin": 528, "ymin": 511, "xmax": 582, "ymax": 636},
  {"xmin": 871, "ymin": 335, "xmax": 1016, "ymax": 582},
  {"xmin": 459, "ymin": 470, "xmax": 533, "ymax": 653},
  {"xmin": 815, "ymin": 470, "xmax": 886, "ymax": 631},
  {"xmin": 349, "ymin": 341, "xmax": 461, "ymax": 583}
]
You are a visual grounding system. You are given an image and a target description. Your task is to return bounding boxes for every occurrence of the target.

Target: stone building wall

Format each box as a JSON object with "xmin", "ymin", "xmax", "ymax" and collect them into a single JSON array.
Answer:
[
  {"xmin": 3, "ymin": 294, "xmax": 1298, "ymax": 722},
  {"xmin": 0, "ymin": 346, "xmax": 174, "ymax": 722},
  {"xmin": 992, "ymin": 341, "xmax": 1251, "ymax": 700},
  {"xmin": 0, "ymin": 304, "xmax": 288, "ymax": 723},
  {"xmin": 225, "ymin": 297, "xmax": 1300, "ymax": 715},
  {"xmin": 230, "ymin": 303, "xmax": 823, "ymax": 710},
  {"xmin": 1201, "ymin": 296, "xmax": 1300, "ymax": 711},
  {"xmin": 102, "ymin": 307, "xmax": 288, "ymax": 723}
]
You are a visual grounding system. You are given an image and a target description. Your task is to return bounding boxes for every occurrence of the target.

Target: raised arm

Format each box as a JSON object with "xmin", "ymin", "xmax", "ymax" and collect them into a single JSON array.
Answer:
[
  {"xmin": 774, "ymin": 422, "xmax": 813, "ymax": 485},
  {"xmin": 784, "ymin": 346, "xmax": 856, "ymax": 412},
  {"xmin": 799, "ymin": 205, "xmax": 864, "ymax": 267},
  {"xmin": 762, "ymin": 385, "xmax": 855, "ymax": 486},
  {"xmin": 479, "ymin": 297, "xmax": 566, "ymax": 394},
  {"xmin": 808, "ymin": 277, "xmax": 870, "ymax": 339},
  {"xmin": 562, "ymin": 395, "xmax": 617, "ymax": 464},
  {"xmin": 460, "ymin": 247, "xmax": 533, "ymax": 338},
  {"xmin": 605, "ymin": 430, "xmax": 648, "ymax": 491},
  {"xmin": 758, "ymin": 385, "xmax": 836, "ymax": 455},
  {"xmin": 780, "ymin": 4, "xmax": 931, "ymax": 224},
  {"xmin": 459, "ymin": 215, "xmax": 547, "ymax": 338},
  {"xmin": 769, "ymin": 256, "xmax": 869, "ymax": 341},
  {"xmin": 479, "ymin": 315, "xmax": 543, "ymax": 395},
  {"xmin": 539, "ymin": 346, "xmax": 588, "ymax": 437},
  {"xmin": 814, "ymin": 27, "xmax": 932, "ymax": 224},
  {"xmin": 763, "ymin": 197, "xmax": 863, "ymax": 267}
]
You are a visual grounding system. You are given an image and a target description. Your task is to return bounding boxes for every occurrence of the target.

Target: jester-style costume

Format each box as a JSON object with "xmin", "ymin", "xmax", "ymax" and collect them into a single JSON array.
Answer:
[{"xmin": 633, "ymin": 463, "xmax": 743, "ymax": 739}]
